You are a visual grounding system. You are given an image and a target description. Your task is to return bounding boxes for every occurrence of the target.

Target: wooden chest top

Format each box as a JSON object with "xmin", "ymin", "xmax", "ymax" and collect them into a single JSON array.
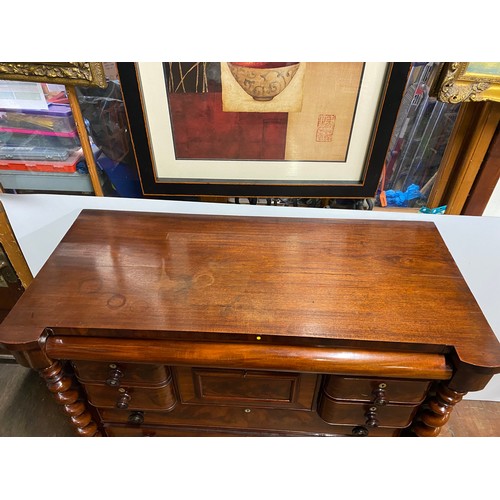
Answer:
[{"xmin": 1, "ymin": 209, "xmax": 499, "ymax": 370}]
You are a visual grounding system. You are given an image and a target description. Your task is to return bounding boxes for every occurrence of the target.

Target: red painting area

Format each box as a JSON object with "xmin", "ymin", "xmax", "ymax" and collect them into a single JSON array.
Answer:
[{"xmin": 168, "ymin": 93, "xmax": 288, "ymax": 160}]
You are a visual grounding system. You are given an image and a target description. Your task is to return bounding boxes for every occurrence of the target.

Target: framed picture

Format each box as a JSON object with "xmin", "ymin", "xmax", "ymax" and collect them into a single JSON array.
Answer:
[
  {"xmin": 117, "ymin": 62, "xmax": 410, "ymax": 198},
  {"xmin": 435, "ymin": 62, "xmax": 500, "ymax": 104}
]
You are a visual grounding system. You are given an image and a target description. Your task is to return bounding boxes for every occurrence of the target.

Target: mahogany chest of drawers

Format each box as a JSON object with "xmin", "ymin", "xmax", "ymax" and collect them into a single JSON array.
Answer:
[{"xmin": 1, "ymin": 209, "xmax": 499, "ymax": 437}]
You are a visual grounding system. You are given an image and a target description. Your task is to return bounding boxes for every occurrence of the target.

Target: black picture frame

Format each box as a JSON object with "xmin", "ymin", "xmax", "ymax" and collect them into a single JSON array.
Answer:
[{"xmin": 117, "ymin": 62, "xmax": 410, "ymax": 199}]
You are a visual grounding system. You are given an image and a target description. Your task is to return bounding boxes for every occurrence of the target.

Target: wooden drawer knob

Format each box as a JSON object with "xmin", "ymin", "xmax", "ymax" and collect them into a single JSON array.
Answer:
[
  {"xmin": 106, "ymin": 367, "xmax": 124, "ymax": 387},
  {"xmin": 372, "ymin": 387, "xmax": 388, "ymax": 406},
  {"xmin": 116, "ymin": 390, "xmax": 131, "ymax": 409},
  {"xmin": 352, "ymin": 426, "xmax": 369, "ymax": 436},
  {"xmin": 128, "ymin": 411, "xmax": 144, "ymax": 425},
  {"xmin": 365, "ymin": 407, "xmax": 379, "ymax": 428}
]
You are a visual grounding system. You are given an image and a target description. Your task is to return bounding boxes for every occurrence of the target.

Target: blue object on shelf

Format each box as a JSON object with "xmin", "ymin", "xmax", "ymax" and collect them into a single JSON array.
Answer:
[
  {"xmin": 96, "ymin": 154, "xmax": 143, "ymax": 198},
  {"xmin": 384, "ymin": 184, "xmax": 422, "ymax": 207},
  {"xmin": 419, "ymin": 205, "xmax": 447, "ymax": 214},
  {"xmin": 75, "ymin": 150, "xmax": 143, "ymax": 198}
]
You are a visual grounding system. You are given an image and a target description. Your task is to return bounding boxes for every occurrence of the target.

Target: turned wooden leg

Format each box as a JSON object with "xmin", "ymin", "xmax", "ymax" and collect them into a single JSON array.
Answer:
[
  {"xmin": 412, "ymin": 383, "xmax": 467, "ymax": 437},
  {"xmin": 39, "ymin": 360, "xmax": 101, "ymax": 437}
]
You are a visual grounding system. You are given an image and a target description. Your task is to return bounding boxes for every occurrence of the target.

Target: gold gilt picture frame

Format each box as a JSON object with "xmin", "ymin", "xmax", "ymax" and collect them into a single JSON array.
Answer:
[
  {"xmin": 0, "ymin": 62, "xmax": 107, "ymax": 196},
  {"xmin": 436, "ymin": 62, "xmax": 500, "ymax": 103},
  {"xmin": 0, "ymin": 62, "xmax": 107, "ymax": 88}
]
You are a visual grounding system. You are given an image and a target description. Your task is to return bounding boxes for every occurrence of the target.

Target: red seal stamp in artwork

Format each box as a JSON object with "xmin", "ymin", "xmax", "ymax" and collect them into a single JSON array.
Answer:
[{"xmin": 316, "ymin": 114, "xmax": 336, "ymax": 142}]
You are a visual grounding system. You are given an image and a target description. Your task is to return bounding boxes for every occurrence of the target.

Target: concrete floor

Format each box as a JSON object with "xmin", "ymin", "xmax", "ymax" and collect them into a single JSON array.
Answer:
[{"xmin": 0, "ymin": 362, "xmax": 499, "ymax": 437}]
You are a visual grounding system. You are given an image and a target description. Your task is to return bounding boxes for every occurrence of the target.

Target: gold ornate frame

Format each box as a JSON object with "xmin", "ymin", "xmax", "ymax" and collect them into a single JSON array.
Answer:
[
  {"xmin": 435, "ymin": 62, "xmax": 500, "ymax": 103},
  {"xmin": 0, "ymin": 202, "xmax": 33, "ymax": 289},
  {"xmin": 0, "ymin": 62, "xmax": 107, "ymax": 88},
  {"xmin": 0, "ymin": 62, "xmax": 107, "ymax": 195}
]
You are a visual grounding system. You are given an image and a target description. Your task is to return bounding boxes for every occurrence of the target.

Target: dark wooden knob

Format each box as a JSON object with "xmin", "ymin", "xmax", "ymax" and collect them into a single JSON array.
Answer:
[
  {"xmin": 352, "ymin": 426, "xmax": 369, "ymax": 436},
  {"xmin": 128, "ymin": 411, "xmax": 144, "ymax": 425},
  {"xmin": 365, "ymin": 407, "xmax": 379, "ymax": 428},
  {"xmin": 116, "ymin": 391, "xmax": 131, "ymax": 409},
  {"xmin": 106, "ymin": 368, "xmax": 124, "ymax": 387},
  {"xmin": 373, "ymin": 388, "xmax": 388, "ymax": 406}
]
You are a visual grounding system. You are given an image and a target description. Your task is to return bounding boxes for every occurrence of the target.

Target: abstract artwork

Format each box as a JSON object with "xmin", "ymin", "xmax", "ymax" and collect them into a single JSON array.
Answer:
[{"xmin": 164, "ymin": 62, "xmax": 364, "ymax": 163}]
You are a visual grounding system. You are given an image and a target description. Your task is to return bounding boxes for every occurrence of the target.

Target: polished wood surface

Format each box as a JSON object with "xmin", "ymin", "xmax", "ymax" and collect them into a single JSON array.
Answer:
[
  {"xmin": 46, "ymin": 336, "xmax": 452, "ymax": 380},
  {"xmin": 1, "ymin": 210, "xmax": 499, "ymax": 371},
  {"xmin": 2, "ymin": 362, "xmax": 496, "ymax": 437},
  {"xmin": 0, "ymin": 209, "xmax": 499, "ymax": 437},
  {"xmin": 72, "ymin": 360, "xmax": 170, "ymax": 386},
  {"xmin": 322, "ymin": 376, "xmax": 430, "ymax": 404},
  {"xmin": 175, "ymin": 367, "xmax": 318, "ymax": 409}
]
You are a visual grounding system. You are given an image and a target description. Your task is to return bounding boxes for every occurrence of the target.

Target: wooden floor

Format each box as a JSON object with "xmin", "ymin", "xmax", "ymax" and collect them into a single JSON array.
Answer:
[
  {"xmin": 438, "ymin": 399, "xmax": 500, "ymax": 437},
  {"xmin": 0, "ymin": 362, "xmax": 498, "ymax": 437}
]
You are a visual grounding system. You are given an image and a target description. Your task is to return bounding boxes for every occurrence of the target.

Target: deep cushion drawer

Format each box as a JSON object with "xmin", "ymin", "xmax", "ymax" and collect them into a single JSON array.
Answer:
[
  {"xmin": 72, "ymin": 360, "xmax": 170, "ymax": 387},
  {"xmin": 323, "ymin": 375, "xmax": 430, "ymax": 404},
  {"xmin": 84, "ymin": 380, "xmax": 177, "ymax": 411},
  {"xmin": 318, "ymin": 392, "xmax": 419, "ymax": 428},
  {"xmin": 175, "ymin": 367, "xmax": 318, "ymax": 409}
]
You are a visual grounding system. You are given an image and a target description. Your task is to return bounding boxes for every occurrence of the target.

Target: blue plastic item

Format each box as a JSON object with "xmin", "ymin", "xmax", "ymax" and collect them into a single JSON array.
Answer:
[
  {"xmin": 384, "ymin": 184, "xmax": 422, "ymax": 207},
  {"xmin": 419, "ymin": 205, "xmax": 447, "ymax": 214}
]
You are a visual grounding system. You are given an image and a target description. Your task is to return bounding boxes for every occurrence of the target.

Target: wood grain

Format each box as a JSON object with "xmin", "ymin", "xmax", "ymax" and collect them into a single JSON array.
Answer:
[
  {"xmin": 46, "ymin": 335, "xmax": 452, "ymax": 380},
  {"xmin": 462, "ymin": 125, "xmax": 500, "ymax": 215},
  {"xmin": 439, "ymin": 400, "xmax": 500, "ymax": 437},
  {"xmin": 0, "ymin": 209, "xmax": 499, "ymax": 437},
  {"xmin": 1, "ymin": 210, "xmax": 498, "ymax": 373}
]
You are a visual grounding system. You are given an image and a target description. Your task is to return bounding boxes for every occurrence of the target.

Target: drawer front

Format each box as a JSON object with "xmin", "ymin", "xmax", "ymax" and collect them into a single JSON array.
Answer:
[
  {"xmin": 104, "ymin": 425, "xmax": 283, "ymax": 437},
  {"xmin": 84, "ymin": 381, "xmax": 177, "ymax": 411},
  {"xmin": 101, "ymin": 404, "xmax": 331, "ymax": 431},
  {"xmin": 318, "ymin": 393, "xmax": 418, "ymax": 428},
  {"xmin": 175, "ymin": 367, "xmax": 318, "ymax": 410},
  {"xmin": 73, "ymin": 360, "xmax": 170, "ymax": 387},
  {"xmin": 105, "ymin": 424, "xmax": 400, "ymax": 437},
  {"xmin": 323, "ymin": 376, "xmax": 430, "ymax": 404},
  {"xmin": 99, "ymin": 403, "xmax": 404, "ymax": 437},
  {"xmin": 102, "ymin": 407, "xmax": 402, "ymax": 437}
]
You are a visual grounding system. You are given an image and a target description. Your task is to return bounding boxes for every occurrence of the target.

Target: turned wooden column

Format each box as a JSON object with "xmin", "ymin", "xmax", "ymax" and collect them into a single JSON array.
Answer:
[
  {"xmin": 12, "ymin": 332, "xmax": 102, "ymax": 437},
  {"xmin": 39, "ymin": 360, "xmax": 101, "ymax": 437},
  {"xmin": 412, "ymin": 383, "xmax": 467, "ymax": 437}
]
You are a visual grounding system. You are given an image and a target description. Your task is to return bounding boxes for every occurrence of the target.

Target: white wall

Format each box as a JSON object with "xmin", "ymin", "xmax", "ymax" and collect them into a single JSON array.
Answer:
[{"xmin": 483, "ymin": 177, "xmax": 500, "ymax": 216}]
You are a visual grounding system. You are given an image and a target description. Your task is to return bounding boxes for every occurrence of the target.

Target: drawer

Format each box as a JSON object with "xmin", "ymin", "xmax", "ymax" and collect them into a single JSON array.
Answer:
[
  {"xmin": 323, "ymin": 376, "xmax": 430, "ymax": 404},
  {"xmin": 73, "ymin": 360, "xmax": 170, "ymax": 387},
  {"xmin": 84, "ymin": 380, "xmax": 177, "ymax": 411},
  {"xmin": 104, "ymin": 425, "xmax": 294, "ymax": 437},
  {"xmin": 318, "ymin": 392, "xmax": 418, "ymax": 428},
  {"xmin": 175, "ymin": 367, "xmax": 318, "ymax": 410},
  {"xmin": 99, "ymin": 403, "xmax": 403, "ymax": 437},
  {"xmin": 104, "ymin": 424, "xmax": 401, "ymax": 437}
]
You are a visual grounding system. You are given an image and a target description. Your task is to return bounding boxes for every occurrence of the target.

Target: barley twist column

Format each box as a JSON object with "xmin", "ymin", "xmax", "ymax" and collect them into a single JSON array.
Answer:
[
  {"xmin": 412, "ymin": 383, "xmax": 467, "ymax": 437},
  {"xmin": 39, "ymin": 360, "xmax": 101, "ymax": 437}
]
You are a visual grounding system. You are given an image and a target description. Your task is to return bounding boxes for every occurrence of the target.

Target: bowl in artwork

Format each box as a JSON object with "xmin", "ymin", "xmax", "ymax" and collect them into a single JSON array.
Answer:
[{"xmin": 227, "ymin": 62, "xmax": 300, "ymax": 101}]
